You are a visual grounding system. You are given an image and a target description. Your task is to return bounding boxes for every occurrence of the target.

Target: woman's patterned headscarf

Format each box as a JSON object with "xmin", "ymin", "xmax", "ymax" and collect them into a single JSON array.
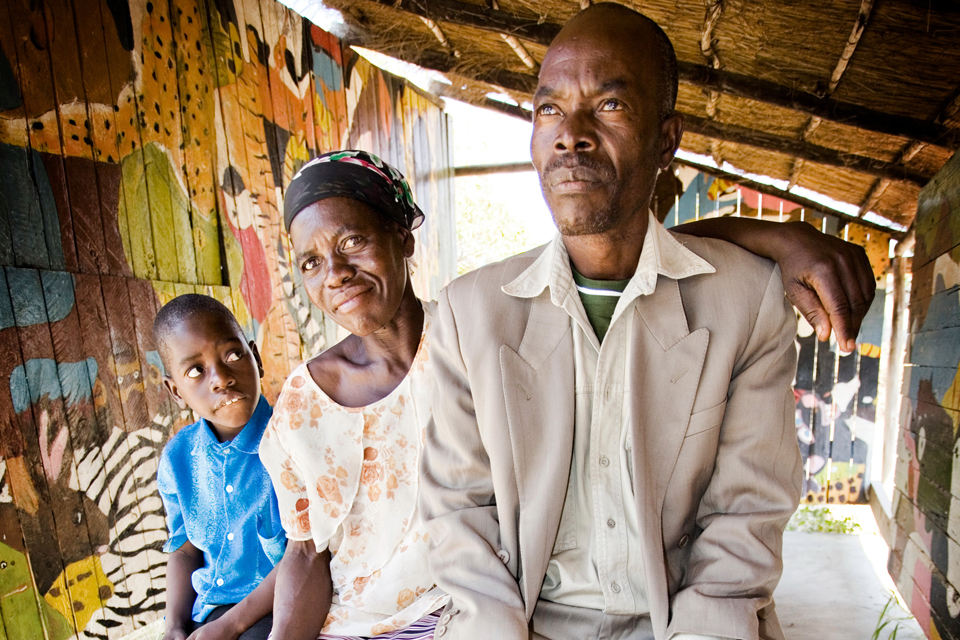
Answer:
[{"xmin": 283, "ymin": 150, "xmax": 424, "ymax": 233}]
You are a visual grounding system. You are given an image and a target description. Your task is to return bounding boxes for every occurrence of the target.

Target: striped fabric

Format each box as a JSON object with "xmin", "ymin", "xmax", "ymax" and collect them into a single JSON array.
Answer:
[{"xmin": 318, "ymin": 612, "xmax": 441, "ymax": 640}]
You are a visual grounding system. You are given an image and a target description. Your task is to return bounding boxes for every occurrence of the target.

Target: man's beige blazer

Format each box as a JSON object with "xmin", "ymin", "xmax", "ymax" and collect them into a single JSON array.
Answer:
[{"xmin": 419, "ymin": 235, "xmax": 803, "ymax": 640}]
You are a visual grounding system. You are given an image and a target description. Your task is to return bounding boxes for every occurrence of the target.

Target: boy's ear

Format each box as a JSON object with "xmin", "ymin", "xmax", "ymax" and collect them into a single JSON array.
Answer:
[
  {"xmin": 249, "ymin": 340, "xmax": 264, "ymax": 378},
  {"xmin": 162, "ymin": 376, "xmax": 188, "ymax": 409}
]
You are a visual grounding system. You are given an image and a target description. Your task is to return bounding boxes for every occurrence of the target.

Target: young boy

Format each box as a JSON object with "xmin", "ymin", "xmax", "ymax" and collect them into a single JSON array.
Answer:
[{"xmin": 155, "ymin": 294, "xmax": 285, "ymax": 640}]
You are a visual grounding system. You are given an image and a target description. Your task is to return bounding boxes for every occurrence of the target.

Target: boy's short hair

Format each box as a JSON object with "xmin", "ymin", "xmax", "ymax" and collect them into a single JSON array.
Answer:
[{"xmin": 153, "ymin": 294, "xmax": 245, "ymax": 373}]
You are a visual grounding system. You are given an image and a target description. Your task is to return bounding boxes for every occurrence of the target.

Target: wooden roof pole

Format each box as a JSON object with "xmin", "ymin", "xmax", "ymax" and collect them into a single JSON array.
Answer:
[
  {"xmin": 789, "ymin": 0, "xmax": 875, "ymax": 191},
  {"xmin": 488, "ymin": 0, "xmax": 538, "ymax": 71},
  {"xmin": 420, "ymin": 15, "xmax": 460, "ymax": 57},
  {"xmin": 858, "ymin": 87, "xmax": 960, "ymax": 216},
  {"xmin": 366, "ymin": 0, "xmax": 960, "ymax": 149},
  {"xmin": 682, "ymin": 115, "xmax": 931, "ymax": 186},
  {"xmin": 699, "ymin": 0, "xmax": 724, "ymax": 167}
]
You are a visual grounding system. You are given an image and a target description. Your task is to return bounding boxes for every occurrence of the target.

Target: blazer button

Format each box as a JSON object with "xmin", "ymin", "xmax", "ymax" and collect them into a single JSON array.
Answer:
[
  {"xmin": 497, "ymin": 549, "xmax": 510, "ymax": 564},
  {"xmin": 436, "ymin": 625, "xmax": 447, "ymax": 637},
  {"xmin": 678, "ymin": 534, "xmax": 690, "ymax": 549}
]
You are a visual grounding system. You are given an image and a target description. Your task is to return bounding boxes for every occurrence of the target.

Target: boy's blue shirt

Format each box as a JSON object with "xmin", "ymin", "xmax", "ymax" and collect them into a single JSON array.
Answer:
[{"xmin": 157, "ymin": 396, "xmax": 285, "ymax": 622}]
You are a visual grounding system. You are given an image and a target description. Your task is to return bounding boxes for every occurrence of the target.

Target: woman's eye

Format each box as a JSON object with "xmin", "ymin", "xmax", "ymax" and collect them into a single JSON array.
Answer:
[
  {"xmin": 301, "ymin": 257, "xmax": 319, "ymax": 273},
  {"xmin": 186, "ymin": 366, "xmax": 202, "ymax": 379},
  {"xmin": 225, "ymin": 351, "xmax": 242, "ymax": 363}
]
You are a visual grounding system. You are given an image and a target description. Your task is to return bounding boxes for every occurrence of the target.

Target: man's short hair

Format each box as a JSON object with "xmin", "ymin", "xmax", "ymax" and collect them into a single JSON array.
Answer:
[{"xmin": 153, "ymin": 294, "xmax": 244, "ymax": 373}]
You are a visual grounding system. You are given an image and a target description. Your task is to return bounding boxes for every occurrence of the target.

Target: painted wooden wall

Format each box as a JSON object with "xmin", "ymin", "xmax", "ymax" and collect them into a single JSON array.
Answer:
[
  {"xmin": 0, "ymin": 0, "xmax": 456, "ymax": 638},
  {"xmin": 887, "ymin": 149, "xmax": 960, "ymax": 640},
  {"xmin": 665, "ymin": 167, "xmax": 891, "ymax": 507}
]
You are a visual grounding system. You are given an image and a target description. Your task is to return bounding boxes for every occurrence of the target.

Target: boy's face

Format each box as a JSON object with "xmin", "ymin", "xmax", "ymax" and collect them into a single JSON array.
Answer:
[{"xmin": 162, "ymin": 312, "xmax": 263, "ymax": 438}]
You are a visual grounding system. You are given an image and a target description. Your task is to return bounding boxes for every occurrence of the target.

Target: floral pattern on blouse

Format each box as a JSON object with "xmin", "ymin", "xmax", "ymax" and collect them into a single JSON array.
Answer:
[{"xmin": 259, "ymin": 303, "xmax": 448, "ymax": 636}]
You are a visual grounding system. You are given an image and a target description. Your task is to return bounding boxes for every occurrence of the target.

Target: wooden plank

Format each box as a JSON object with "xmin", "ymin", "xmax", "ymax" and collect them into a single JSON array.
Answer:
[
  {"xmin": 68, "ymin": 0, "xmax": 132, "ymax": 278},
  {"xmin": 39, "ymin": 270, "xmax": 127, "ymax": 638},
  {"xmin": 208, "ymin": 0, "xmax": 281, "ymax": 323},
  {"xmin": 910, "ymin": 252, "xmax": 960, "ymax": 306},
  {"xmin": 0, "ymin": 6, "xmax": 66, "ymax": 273},
  {"xmin": 134, "ymin": 0, "xmax": 193, "ymax": 285},
  {"xmin": 42, "ymin": 275, "xmax": 139, "ymax": 637},
  {"xmin": 0, "ymin": 7, "xmax": 63, "ymax": 272},
  {"xmin": 254, "ymin": 0, "xmax": 292, "ymax": 194},
  {"xmin": 126, "ymin": 278, "xmax": 165, "ymax": 429},
  {"xmin": 910, "ymin": 287, "xmax": 960, "ymax": 334},
  {"xmin": 41, "ymin": 0, "xmax": 111, "ymax": 276},
  {"xmin": 72, "ymin": 274, "xmax": 157, "ymax": 629},
  {"xmin": 99, "ymin": 0, "xmax": 158, "ymax": 282},
  {"xmin": 901, "ymin": 365, "xmax": 960, "ymax": 413},
  {"xmin": 151, "ymin": 280, "xmax": 178, "ymax": 308},
  {"xmin": 168, "ymin": 0, "xmax": 222, "ymax": 285},
  {"xmin": 201, "ymin": 0, "xmax": 256, "ymax": 298},
  {"xmin": 909, "ymin": 327, "xmax": 960, "ymax": 367},
  {"xmin": 914, "ymin": 212, "xmax": 960, "ymax": 271},
  {"xmin": 6, "ymin": 267, "xmax": 86, "ymax": 639},
  {"xmin": 0, "ymin": 271, "xmax": 57, "ymax": 640},
  {"xmin": 100, "ymin": 275, "xmax": 167, "ymax": 619}
]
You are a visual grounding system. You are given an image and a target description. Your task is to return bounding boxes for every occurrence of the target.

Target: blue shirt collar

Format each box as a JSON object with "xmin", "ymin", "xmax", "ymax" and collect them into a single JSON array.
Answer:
[{"xmin": 198, "ymin": 395, "xmax": 272, "ymax": 454}]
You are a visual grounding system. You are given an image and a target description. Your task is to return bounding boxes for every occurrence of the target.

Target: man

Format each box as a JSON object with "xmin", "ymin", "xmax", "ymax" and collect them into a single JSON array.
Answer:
[{"xmin": 419, "ymin": 5, "xmax": 835, "ymax": 639}]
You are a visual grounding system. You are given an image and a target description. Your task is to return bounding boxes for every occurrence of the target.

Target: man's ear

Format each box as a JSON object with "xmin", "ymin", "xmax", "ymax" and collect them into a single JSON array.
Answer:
[
  {"xmin": 658, "ymin": 112, "xmax": 685, "ymax": 170},
  {"xmin": 249, "ymin": 340, "xmax": 265, "ymax": 378},
  {"xmin": 162, "ymin": 376, "xmax": 187, "ymax": 409}
]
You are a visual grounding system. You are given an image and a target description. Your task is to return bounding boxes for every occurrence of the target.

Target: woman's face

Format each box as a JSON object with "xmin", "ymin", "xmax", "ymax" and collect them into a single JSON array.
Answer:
[{"xmin": 290, "ymin": 197, "xmax": 415, "ymax": 337}]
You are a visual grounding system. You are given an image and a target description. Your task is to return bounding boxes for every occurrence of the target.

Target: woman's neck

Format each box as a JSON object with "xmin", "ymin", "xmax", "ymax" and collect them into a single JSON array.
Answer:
[{"xmin": 350, "ymin": 283, "xmax": 424, "ymax": 372}]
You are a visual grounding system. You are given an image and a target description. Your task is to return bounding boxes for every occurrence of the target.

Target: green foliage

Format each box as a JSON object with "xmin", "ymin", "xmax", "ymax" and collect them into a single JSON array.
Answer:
[
  {"xmin": 786, "ymin": 505, "xmax": 862, "ymax": 534},
  {"xmin": 871, "ymin": 592, "xmax": 915, "ymax": 640}
]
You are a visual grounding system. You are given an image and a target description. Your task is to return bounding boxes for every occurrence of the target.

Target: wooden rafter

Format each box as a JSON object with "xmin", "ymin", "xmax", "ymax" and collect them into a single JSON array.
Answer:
[
  {"xmin": 362, "ymin": 0, "xmax": 960, "ymax": 150},
  {"xmin": 792, "ymin": 0, "xmax": 874, "ymax": 190},
  {"xmin": 488, "ymin": 0, "xmax": 537, "ymax": 71},
  {"xmin": 857, "ymin": 81, "xmax": 960, "ymax": 216},
  {"xmin": 683, "ymin": 115, "xmax": 931, "ymax": 185},
  {"xmin": 827, "ymin": 0, "xmax": 875, "ymax": 96}
]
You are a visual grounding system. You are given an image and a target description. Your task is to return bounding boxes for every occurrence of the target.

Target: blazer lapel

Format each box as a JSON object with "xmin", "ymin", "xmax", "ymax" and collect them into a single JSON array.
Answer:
[
  {"xmin": 500, "ymin": 293, "xmax": 575, "ymax": 616},
  {"xmin": 629, "ymin": 276, "xmax": 710, "ymax": 632}
]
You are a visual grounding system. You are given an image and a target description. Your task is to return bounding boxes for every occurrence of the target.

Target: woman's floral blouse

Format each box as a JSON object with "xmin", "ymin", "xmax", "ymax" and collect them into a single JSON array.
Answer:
[{"xmin": 259, "ymin": 304, "xmax": 448, "ymax": 636}]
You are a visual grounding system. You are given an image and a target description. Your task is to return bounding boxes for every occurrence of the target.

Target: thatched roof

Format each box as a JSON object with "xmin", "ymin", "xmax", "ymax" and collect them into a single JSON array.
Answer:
[{"xmin": 301, "ymin": 0, "xmax": 960, "ymax": 232}]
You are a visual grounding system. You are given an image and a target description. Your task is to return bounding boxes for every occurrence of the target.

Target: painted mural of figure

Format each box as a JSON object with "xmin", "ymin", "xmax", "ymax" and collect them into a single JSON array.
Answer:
[{"xmin": 0, "ymin": 503, "xmax": 82, "ymax": 640}]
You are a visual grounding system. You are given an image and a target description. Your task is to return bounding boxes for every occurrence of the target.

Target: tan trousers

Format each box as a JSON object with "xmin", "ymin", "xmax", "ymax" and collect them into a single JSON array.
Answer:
[{"xmin": 530, "ymin": 599, "xmax": 656, "ymax": 640}]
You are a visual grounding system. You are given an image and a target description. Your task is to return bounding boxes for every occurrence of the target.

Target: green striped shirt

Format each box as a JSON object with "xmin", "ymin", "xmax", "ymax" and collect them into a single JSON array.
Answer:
[{"xmin": 571, "ymin": 268, "xmax": 630, "ymax": 342}]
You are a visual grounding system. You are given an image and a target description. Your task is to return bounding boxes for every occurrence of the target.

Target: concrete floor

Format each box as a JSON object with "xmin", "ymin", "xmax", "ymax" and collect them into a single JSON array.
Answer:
[{"xmin": 776, "ymin": 506, "xmax": 925, "ymax": 640}]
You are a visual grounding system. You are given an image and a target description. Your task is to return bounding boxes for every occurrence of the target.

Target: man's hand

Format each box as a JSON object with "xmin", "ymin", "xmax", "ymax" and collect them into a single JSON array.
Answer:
[
  {"xmin": 774, "ymin": 222, "xmax": 876, "ymax": 353},
  {"xmin": 186, "ymin": 616, "xmax": 241, "ymax": 640},
  {"xmin": 677, "ymin": 217, "xmax": 877, "ymax": 352}
]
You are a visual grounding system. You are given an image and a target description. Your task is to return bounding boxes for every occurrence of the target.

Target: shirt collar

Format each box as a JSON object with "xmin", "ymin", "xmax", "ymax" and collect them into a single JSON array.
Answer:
[
  {"xmin": 198, "ymin": 395, "xmax": 273, "ymax": 454},
  {"xmin": 502, "ymin": 210, "xmax": 715, "ymax": 303}
]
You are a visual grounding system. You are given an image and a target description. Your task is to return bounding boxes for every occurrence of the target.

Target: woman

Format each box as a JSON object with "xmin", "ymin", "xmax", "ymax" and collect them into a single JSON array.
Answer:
[
  {"xmin": 259, "ymin": 151, "xmax": 443, "ymax": 640},
  {"xmin": 259, "ymin": 150, "xmax": 871, "ymax": 640}
]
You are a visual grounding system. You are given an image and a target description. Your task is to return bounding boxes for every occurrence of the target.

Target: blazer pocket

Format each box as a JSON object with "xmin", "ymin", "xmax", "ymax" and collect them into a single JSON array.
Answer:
[{"xmin": 685, "ymin": 400, "xmax": 727, "ymax": 437}]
